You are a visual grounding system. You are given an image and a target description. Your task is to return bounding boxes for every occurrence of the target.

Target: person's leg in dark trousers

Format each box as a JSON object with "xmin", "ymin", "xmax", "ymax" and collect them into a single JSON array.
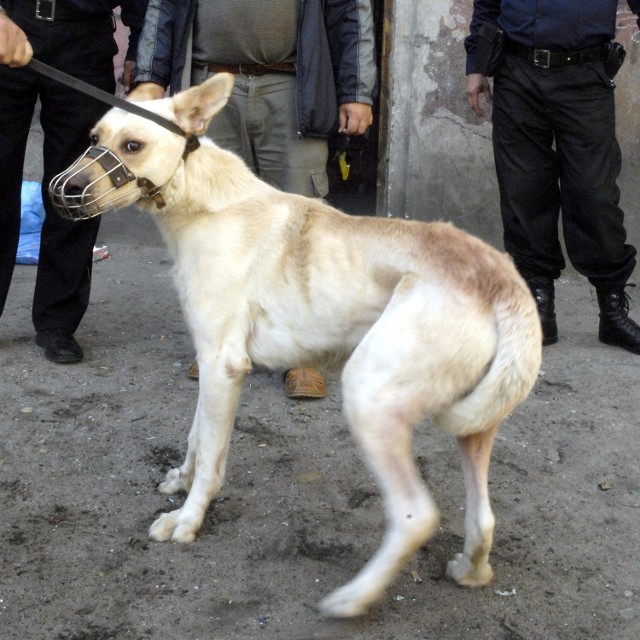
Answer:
[
  {"xmin": 0, "ymin": 66, "xmax": 38, "ymax": 318},
  {"xmin": 33, "ymin": 16, "xmax": 116, "ymax": 335},
  {"xmin": 550, "ymin": 63, "xmax": 636, "ymax": 289},
  {"xmin": 550, "ymin": 62, "xmax": 640, "ymax": 353},
  {"xmin": 492, "ymin": 56, "xmax": 566, "ymax": 281},
  {"xmin": 33, "ymin": 77, "xmax": 107, "ymax": 335},
  {"xmin": 492, "ymin": 56, "xmax": 564, "ymax": 344}
]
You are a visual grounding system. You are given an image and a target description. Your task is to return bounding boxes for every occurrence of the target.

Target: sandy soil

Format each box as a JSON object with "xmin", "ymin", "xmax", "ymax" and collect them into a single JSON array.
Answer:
[{"xmin": 1, "ymin": 239, "xmax": 639, "ymax": 640}]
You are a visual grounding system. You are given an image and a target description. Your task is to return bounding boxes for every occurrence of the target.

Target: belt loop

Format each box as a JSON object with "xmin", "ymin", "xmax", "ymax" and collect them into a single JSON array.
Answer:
[{"xmin": 36, "ymin": 0, "xmax": 55, "ymax": 21}]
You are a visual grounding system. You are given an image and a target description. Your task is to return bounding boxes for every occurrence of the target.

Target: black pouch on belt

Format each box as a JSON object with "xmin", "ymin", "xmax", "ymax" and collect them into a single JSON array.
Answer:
[
  {"xmin": 474, "ymin": 22, "xmax": 506, "ymax": 77},
  {"xmin": 604, "ymin": 41, "xmax": 626, "ymax": 80}
]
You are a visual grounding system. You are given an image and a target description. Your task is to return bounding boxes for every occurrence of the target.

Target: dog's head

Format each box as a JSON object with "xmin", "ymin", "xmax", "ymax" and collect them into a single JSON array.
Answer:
[{"xmin": 49, "ymin": 73, "xmax": 235, "ymax": 220}]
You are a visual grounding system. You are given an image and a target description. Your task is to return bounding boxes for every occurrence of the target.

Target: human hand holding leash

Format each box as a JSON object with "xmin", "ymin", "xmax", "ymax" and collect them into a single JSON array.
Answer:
[
  {"xmin": 466, "ymin": 72, "xmax": 492, "ymax": 118},
  {"xmin": 0, "ymin": 12, "xmax": 32, "ymax": 67}
]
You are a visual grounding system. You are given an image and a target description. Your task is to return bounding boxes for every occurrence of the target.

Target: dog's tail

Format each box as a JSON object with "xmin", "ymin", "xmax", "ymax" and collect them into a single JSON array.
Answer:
[{"xmin": 434, "ymin": 282, "xmax": 542, "ymax": 436}]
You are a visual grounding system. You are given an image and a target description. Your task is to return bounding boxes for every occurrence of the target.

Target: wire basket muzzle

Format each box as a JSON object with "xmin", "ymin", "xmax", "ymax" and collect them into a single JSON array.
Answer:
[{"xmin": 49, "ymin": 146, "xmax": 139, "ymax": 220}]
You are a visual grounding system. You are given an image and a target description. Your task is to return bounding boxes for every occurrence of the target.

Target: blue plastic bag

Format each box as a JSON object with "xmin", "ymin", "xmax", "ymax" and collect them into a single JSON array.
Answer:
[{"xmin": 17, "ymin": 181, "xmax": 45, "ymax": 265}]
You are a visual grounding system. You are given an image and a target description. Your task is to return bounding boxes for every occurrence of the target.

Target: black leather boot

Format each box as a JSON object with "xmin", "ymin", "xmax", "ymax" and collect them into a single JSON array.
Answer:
[
  {"xmin": 36, "ymin": 328, "xmax": 83, "ymax": 363},
  {"xmin": 525, "ymin": 277, "xmax": 558, "ymax": 346},
  {"xmin": 597, "ymin": 287, "xmax": 640, "ymax": 355}
]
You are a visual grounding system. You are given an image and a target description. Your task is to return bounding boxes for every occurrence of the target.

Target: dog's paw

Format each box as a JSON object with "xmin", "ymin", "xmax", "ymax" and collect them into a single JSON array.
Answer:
[
  {"xmin": 158, "ymin": 468, "xmax": 191, "ymax": 495},
  {"xmin": 149, "ymin": 511, "xmax": 180, "ymax": 541},
  {"xmin": 446, "ymin": 553, "xmax": 493, "ymax": 587},
  {"xmin": 319, "ymin": 583, "xmax": 380, "ymax": 619},
  {"xmin": 149, "ymin": 510, "xmax": 197, "ymax": 543}
]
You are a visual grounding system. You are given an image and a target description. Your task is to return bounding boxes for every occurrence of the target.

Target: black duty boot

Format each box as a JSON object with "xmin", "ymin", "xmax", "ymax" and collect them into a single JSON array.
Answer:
[
  {"xmin": 597, "ymin": 287, "xmax": 640, "ymax": 355},
  {"xmin": 525, "ymin": 277, "xmax": 558, "ymax": 346}
]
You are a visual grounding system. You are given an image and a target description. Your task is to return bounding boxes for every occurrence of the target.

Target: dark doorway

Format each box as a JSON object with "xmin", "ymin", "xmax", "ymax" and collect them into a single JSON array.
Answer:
[{"xmin": 325, "ymin": 0, "xmax": 384, "ymax": 216}]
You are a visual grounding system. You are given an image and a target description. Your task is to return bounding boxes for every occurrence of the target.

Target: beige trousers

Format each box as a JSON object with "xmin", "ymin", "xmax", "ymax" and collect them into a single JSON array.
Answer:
[{"xmin": 193, "ymin": 67, "xmax": 329, "ymax": 198}]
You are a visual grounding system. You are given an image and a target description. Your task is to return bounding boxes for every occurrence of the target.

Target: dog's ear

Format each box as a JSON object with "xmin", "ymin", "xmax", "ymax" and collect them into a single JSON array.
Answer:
[{"xmin": 172, "ymin": 73, "xmax": 235, "ymax": 136}]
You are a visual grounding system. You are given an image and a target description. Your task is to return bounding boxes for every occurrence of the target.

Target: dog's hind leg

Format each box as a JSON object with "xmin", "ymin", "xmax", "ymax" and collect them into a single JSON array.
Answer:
[
  {"xmin": 320, "ymin": 385, "xmax": 439, "ymax": 618},
  {"xmin": 319, "ymin": 313, "xmax": 449, "ymax": 616},
  {"xmin": 320, "ymin": 280, "xmax": 498, "ymax": 617},
  {"xmin": 446, "ymin": 423, "xmax": 498, "ymax": 587},
  {"xmin": 149, "ymin": 346, "xmax": 251, "ymax": 543}
]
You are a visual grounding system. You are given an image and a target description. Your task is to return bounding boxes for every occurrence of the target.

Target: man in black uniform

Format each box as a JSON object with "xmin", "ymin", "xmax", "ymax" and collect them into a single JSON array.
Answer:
[
  {"xmin": 0, "ymin": 0, "xmax": 146, "ymax": 363},
  {"xmin": 465, "ymin": 0, "xmax": 640, "ymax": 354}
]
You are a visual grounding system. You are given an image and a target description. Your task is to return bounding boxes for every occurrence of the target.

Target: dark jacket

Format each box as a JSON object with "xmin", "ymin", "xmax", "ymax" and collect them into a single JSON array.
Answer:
[
  {"xmin": 465, "ymin": 0, "xmax": 640, "ymax": 74},
  {"xmin": 134, "ymin": 0, "xmax": 377, "ymax": 138}
]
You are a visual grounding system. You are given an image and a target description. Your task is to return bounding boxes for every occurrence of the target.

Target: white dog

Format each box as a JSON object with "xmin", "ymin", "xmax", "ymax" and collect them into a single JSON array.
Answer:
[{"xmin": 50, "ymin": 73, "xmax": 542, "ymax": 618}]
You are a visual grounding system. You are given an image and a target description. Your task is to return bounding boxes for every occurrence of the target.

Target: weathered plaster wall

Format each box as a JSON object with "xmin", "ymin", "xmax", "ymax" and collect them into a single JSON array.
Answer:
[
  {"xmin": 614, "ymin": 7, "xmax": 640, "ymax": 160},
  {"xmin": 381, "ymin": 1, "xmax": 640, "ymax": 251}
]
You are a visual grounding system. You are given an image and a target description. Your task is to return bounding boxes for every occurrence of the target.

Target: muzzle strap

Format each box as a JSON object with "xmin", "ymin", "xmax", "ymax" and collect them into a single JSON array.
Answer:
[
  {"xmin": 85, "ymin": 146, "xmax": 136, "ymax": 187},
  {"xmin": 137, "ymin": 177, "xmax": 167, "ymax": 208}
]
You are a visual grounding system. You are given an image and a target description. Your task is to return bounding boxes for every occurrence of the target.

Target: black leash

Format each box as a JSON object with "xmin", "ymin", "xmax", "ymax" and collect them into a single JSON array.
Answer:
[{"xmin": 27, "ymin": 58, "xmax": 190, "ymax": 140}]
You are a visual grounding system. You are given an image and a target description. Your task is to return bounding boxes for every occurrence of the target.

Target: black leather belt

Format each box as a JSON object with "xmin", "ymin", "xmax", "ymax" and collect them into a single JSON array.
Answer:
[
  {"xmin": 1, "ymin": 0, "xmax": 97, "ymax": 22},
  {"xmin": 198, "ymin": 62, "xmax": 296, "ymax": 76},
  {"xmin": 506, "ymin": 39, "xmax": 608, "ymax": 69}
]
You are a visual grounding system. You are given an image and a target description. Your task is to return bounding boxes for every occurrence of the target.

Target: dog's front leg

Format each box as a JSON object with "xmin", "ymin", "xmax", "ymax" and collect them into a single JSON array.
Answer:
[
  {"xmin": 149, "ymin": 347, "xmax": 251, "ymax": 543},
  {"xmin": 446, "ymin": 423, "xmax": 499, "ymax": 587}
]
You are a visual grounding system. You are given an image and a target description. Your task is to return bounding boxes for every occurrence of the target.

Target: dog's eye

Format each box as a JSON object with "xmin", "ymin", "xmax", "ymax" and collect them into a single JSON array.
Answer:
[
  {"xmin": 125, "ymin": 140, "xmax": 143, "ymax": 153},
  {"xmin": 89, "ymin": 134, "xmax": 98, "ymax": 146}
]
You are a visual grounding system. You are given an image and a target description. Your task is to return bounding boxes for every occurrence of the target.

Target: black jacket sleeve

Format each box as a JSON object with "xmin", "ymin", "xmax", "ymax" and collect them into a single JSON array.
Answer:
[
  {"xmin": 120, "ymin": 0, "xmax": 149, "ymax": 61},
  {"xmin": 464, "ymin": 0, "xmax": 501, "ymax": 75}
]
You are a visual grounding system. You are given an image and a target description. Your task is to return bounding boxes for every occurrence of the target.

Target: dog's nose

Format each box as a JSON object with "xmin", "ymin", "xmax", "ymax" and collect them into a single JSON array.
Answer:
[{"xmin": 63, "ymin": 175, "xmax": 89, "ymax": 197}]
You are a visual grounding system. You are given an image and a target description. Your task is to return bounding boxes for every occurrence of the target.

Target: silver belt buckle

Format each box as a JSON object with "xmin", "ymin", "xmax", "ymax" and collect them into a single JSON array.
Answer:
[
  {"xmin": 36, "ymin": 0, "xmax": 56, "ymax": 21},
  {"xmin": 533, "ymin": 49, "xmax": 551, "ymax": 69}
]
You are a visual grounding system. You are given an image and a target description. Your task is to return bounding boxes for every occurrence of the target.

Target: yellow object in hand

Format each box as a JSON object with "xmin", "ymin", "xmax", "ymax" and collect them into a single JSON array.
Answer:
[{"xmin": 338, "ymin": 151, "xmax": 350, "ymax": 181}]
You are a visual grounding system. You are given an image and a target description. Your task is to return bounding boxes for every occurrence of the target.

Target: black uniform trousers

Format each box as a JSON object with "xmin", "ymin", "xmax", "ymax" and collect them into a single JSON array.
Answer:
[
  {"xmin": 492, "ymin": 54, "xmax": 636, "ymax": 289},
  {"xmin": 0, "ymin": 8, "xmax": 117, "ymax": 333}
]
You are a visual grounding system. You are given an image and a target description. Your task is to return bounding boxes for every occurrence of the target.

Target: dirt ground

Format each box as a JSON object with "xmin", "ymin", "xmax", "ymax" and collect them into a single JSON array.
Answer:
[{"xmin": 1, "ymin": 228, "xmax": 640, "ymax": 640}]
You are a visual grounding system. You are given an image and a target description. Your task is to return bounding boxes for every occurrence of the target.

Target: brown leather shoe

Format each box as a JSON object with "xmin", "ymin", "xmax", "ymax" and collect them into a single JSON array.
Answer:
[
  {"xmin": 285, "ymin": 367, "xmax": 326, "ymax": 399},
  {"xmin": 187, "ymin": 359, "xmax": 199, "ymax": 379}
]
